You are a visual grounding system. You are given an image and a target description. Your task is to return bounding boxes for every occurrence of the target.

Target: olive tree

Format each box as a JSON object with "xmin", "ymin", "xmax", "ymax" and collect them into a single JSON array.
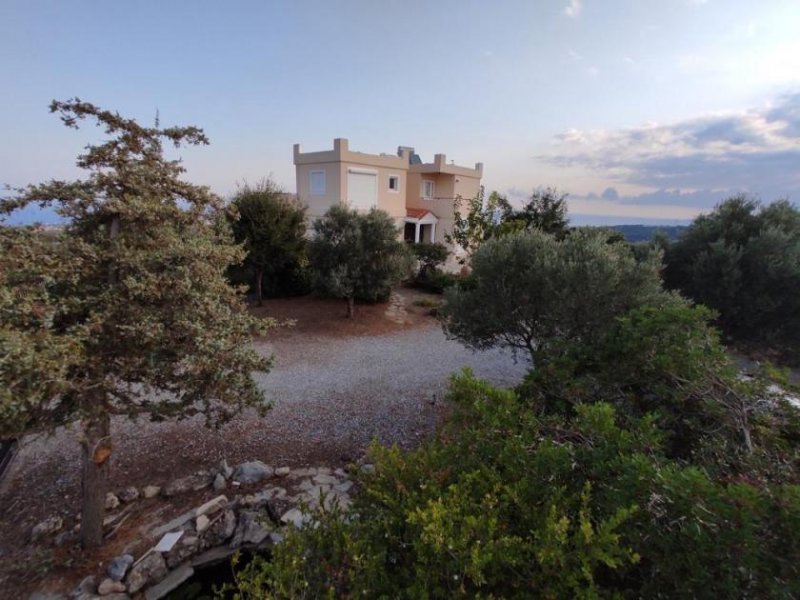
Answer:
[
  {"xmin": 309, "ymin": 205, "xmax": 413, "ymax": 318},
  {"xmin": 229, "ymin": 180, "xmax": 306, "ymax": 305},
  {"xmin": 0, "ymin": 100, "xmax": 272, "ymax": 548},
  {"xmin": 440, "ymin": 228, "xmax": 666, "ymax": 364}
]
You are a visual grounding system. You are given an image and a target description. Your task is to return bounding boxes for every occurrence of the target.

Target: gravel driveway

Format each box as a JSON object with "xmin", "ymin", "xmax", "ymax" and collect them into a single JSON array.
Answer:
[{"xmin": 0, "ymin": 322, "xmax": 528, "ymax": 550}]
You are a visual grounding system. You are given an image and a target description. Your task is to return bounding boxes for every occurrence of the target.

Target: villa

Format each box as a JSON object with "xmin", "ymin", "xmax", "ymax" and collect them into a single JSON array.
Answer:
[{"xmin": 293, "ymin": 138, "xmax": 483, "ymax": 252}]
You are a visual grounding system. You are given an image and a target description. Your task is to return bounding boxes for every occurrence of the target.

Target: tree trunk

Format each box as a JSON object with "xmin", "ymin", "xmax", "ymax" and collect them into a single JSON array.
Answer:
[
  {"xmin": 80, "ymin": 412, "xmax": 111, "ymax": 549},
  {"xmin": 255, "ymin": 267, "xmax": 264, "ymax": 307},
  {"xmin": 346, "ymin": 296, "xmax": 355, "ymax": 319}
]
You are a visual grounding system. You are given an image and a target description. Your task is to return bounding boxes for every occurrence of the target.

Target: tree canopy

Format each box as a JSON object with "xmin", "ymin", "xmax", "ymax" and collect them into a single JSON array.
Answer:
[
  {"xmin": 441, "ymin": 228, "xmax": 665, "ymax": 364},
  {"xmin": 309, "ymin": 205, "xmax": 413, "ymax": 317},
  {"xmin": 228, "ymin": 180, "xmax": 306, "ymax": 305},
  {"xmin": 0, "ymin": 99, "xmax": 272, "ymax": 548},
  {"xmin": 665, "ymin": 195, "xmax": 800, "ymax": 355}
]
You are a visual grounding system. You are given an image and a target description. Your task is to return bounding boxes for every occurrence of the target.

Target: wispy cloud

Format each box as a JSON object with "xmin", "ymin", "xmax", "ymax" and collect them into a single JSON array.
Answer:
[
  {"xmin": 564, "ymin": 0, "xmax": 582, "ymax": 18},
  {"xmin": 539, "ymin": 92, "xmax": 800, "ymax": 200}
]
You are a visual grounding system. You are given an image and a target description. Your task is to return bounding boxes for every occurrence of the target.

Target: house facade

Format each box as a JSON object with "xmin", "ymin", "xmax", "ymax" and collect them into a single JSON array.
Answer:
[{"xmin": 293, "ymin": 138, "xmax": 483, "ymax": 252}]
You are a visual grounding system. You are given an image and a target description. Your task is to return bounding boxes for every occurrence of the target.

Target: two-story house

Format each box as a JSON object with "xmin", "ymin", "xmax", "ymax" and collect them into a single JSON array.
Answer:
[{"xmin": 293, "ymin": 138, "xmax": 483, "ymax": 252}]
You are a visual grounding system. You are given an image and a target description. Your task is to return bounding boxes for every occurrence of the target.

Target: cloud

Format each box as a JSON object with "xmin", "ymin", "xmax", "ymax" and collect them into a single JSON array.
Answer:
[
  {"xmin": 564, "ymin": 0, "xmax": 582, "ymax": 18},
  {"xmin": 540, "ymin": 92, "xmax": 800, "ymax": 202}
]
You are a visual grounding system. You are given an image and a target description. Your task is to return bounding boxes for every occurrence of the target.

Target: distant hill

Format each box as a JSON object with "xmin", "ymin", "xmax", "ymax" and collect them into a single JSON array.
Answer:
[{"xmin": 606, "ymin": 224, "xmax": 687, "ymax": 242}]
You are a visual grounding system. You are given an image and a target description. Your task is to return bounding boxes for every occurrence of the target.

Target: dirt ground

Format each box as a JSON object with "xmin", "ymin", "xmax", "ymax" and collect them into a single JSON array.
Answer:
[{"xmin": 0, "ymin": 288, "xmax": 526, "ymax": 597}]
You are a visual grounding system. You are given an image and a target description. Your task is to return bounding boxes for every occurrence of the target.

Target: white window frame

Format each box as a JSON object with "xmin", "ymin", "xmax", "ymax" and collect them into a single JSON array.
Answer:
[
  {"xmin": 309, "ymin": 170, "xmax": 326, "ymax": 196},
  {"xmin": 421, "ymin": 179, "xmax": 435, "ymax": 199},
  {"xmin": 388, "ymin": 174, "xmax": 400, "ymax": 193}
]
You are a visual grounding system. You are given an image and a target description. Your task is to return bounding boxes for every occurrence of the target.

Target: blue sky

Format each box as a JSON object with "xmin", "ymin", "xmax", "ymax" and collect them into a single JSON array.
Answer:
[{"xmin": 2, "ymin": 0, "xmax": 799, "ymax": 225}]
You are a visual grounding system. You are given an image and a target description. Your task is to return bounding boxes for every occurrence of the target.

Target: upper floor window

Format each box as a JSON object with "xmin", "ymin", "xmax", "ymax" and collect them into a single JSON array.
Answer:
[
  {"xmin": 421, "ymin": 179, "xmax": 435, "ymax": 199},
  {"xmin": 310, "ymin": 170, "xmax": 326, "ymax": 195},
  {"xmin": 388, "ymin": 175, "xmax": 400, "ymax": 192}
]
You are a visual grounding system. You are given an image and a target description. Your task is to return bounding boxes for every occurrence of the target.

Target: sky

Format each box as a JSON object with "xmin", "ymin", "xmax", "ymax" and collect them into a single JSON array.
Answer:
[{"xmin": 1, "ymin": 0, "xmax": 799, "ymax": 225}]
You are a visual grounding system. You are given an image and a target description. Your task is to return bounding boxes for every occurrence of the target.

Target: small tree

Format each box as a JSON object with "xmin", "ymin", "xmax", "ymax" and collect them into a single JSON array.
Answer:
[
  {"xmin": 509, "ymin": 187, "xmax": 569, "ymax": 238},
  {"xmin": 0, "ymin": 100, "xmax": 272, "ymax": 548},
  {"xmin": 310, "ymin": 205, "xmax": 412, "ymax": 317},
  {"xmin": 229, "ymin": 180, "xmax": 306, "ymax": 306},
  {"xmin": 446, "ymin": 188, "xmax": 514, "ymax": 262},
  {"xmin": 440, "ymin": 228, "xmax": 665, "ymax": 364},
  {"xmin": 412, "ymin": 242, "xmax": 449, "ymax": 279}
]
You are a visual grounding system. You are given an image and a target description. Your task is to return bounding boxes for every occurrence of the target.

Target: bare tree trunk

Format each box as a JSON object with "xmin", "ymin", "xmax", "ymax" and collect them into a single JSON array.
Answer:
[
  {"xmin": 256, "ymin": 267, "xmax": 264, "ymax": 307},
  {"xmin": 80, "ymin": 411, "xmax": 111, "ymax": 549},
  {"xmin": 346, "ymin": 296, "xmax": 355, "ymax": 318}
]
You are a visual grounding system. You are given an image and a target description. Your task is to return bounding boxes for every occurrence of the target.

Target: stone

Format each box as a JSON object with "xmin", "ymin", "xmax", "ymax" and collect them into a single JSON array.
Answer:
[
  {"xmin": 142, "ymin": 485, "xmax": 161, "ymax": 499},
  {"xmin": 69, "ymin": 575, "xmax": 96, "ymax": 599},
  {"xmin": 334, "ymin": 468, "xmax": 347, "ymax": 477},
  {"xmin": 195, "ymin": 494, "xmax": 228, "ymax": 517},
  {"xmin": 288, "ymin": 467, "xmax": 316, "ymax": 478},
  {"xmin": 204, "ymin": 509, "xmax": 236, "ymax": 546},
  {"xmin": 118, "ymin": 486, "xmax": 140, "ymax": 503},
  {"xmin": 107, "ymin": 554, "xmax": 134, "ymax": 582},
  {"xmin": 213, "ymin": 473, "xmax": 226, "ymax": 490},
  {"xmin": 150, "ymin": 509, "xmax": 196, "ymax": 539},
  {"xmin": 233, "ymin": 461, "xmax": 273, "ymax": 484},
  {"xmin": 162, "ymin": 472, "xmax": 211, "ymax": 497},
  {"xmin": 126, "ymin": 552, "xmax": 168, "ymax": 594},
  {"xmin": 164, "ymin": 535, "xmax": 200, "ymax": 568},
  {"xmin": 274, "ymin": 466, "xmax": 291, "ymax": 477},
  {"xmin": 360, "ymin": 463, "xmax": 376, "ymax": 475},
  {"xmin": 98, "ymin": 578, "xmax": 126, "ymax": 595},
  {"xmin": 105, "ymin": 493, "xmax": 120, "ymax": 510},
  {"xmin": 195, "ymin": 514, "xmax": 210, "ymax": 534},
  {"xmin": 54, "ymin": 530, "xmax": 80, "ymax": 547},
  {"xmin": 313, "ymin": 473, "xmax": 340, "ymax": 486},
  {"xmin": 334, "ymin": 480, "xmax": 354, "ymax": 493},
  {"xmin": 191, "ymin": 545, "xmax": 235, "ymax": 569},
  {"xmin": 219, "ymin": 459, "xmax": 234, "ymax": 479},
  {"xmin": 32, "ymin": 516, "xmax": 63, "ymax": 541},
  {"xmin": 230, "ymin": 510, "xmax": 272, "ymax": 548},
  {"xmin": 144, "ymin": 564, "xmax": 193, "ymax": 600},
  {"xmin": 280, "ymin": 508, "xmax": 311, "ymax": 529},
  {"xmin": 29, "ymin": 593, "xmax": 67, "ymax": 600}
]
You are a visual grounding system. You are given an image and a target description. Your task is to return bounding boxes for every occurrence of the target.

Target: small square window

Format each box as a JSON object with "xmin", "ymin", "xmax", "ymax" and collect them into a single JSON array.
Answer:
[
  {"xmin": 422, "ymin": 180, "xmax": 435, "ymax": 199},
  {"xmin": 310, "ymin": 170, "xmax": 325, "ymax": 195},
  {"xmin": 388, "ymin": 175, "xmax": 399, "ymax": 192}
]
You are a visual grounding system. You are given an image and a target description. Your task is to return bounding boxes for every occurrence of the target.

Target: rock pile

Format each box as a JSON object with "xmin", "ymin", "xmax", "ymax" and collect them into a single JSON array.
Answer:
[{"xmin": 37, "ymin": 461, "xmax": 357, "ymax": 600}]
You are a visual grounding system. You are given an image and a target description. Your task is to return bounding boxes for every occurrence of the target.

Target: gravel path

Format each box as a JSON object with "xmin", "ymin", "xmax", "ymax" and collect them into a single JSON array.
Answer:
[{"xmin": 0, "ymin": 322, "xmax": 528, "ymax": 557}]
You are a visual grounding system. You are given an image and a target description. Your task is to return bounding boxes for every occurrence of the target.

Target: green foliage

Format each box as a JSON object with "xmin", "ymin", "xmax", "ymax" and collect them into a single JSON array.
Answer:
[
  {"xmin": 235, "ymin": 372, "xmax": 800, "ymax": 598},
  {"xmin": 228, "ymin": 180, "xmax": 307, "ymax": 305},
  {"xmin": 446, "ymin": 188, "xmax": 514, "ymax": 262},
  {"xmin": 665, "ymin": 195, "xmax": 800, "ymax": 356},
  {"xmin": 414, "ymin": 268, "xmax": 458, "ymax": 294},
  {"xmin": 506, "ymin": 187, "xmax": 570, "ymax": 238},
  {"xmin": 411, "ymin": 242, "xmax": 449, "ymax": 278},
  {"xmin": 309, "ymin": 205, "xmax": 414, "ymax": 316},
  {"xmin": 441, "ymin": 228, "xmax": 666, "ymax": 363},
  {"xmin": 0, "ymin": 99, "xmax": 271, "ymax": 547}
]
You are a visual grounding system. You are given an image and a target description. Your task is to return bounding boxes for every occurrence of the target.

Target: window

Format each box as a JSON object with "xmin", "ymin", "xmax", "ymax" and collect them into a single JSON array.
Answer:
[
  {"xmin": 310, "ymin": 170, "xmax": 325, "ymax": 195},
  {"xmin": 388, "ymin": 175, "xmax": 400, "ymax": 192},
  {"xmin": 422, "ymin": 179, "xmax": 435, "ymax": 199}
]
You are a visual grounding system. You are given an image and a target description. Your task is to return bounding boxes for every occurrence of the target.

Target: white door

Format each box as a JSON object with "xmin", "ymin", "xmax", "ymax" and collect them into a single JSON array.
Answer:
[{"xmin": 347, "ymin": 170, "xmax": 377, "ymax": 210}]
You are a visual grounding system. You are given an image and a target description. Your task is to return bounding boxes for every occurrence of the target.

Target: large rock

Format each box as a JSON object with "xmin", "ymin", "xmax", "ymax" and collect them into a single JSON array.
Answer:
[
  {"xmin": 204, "ymin": 509, "xmax": 236, "ymax": 546},
  {"xmin": 107, "ymin": 554, "xmax": 134, "ymax": 582},
  {"xmin": 219, "ymin": 459, "xmax": 234, "ymax": 479},
  {"xmin": 32, "ymin": 516, "xmax": 63, "ymax": 541},
  {"xmin": 162, "ymin": 472, "xmax": 211, "ymax": 497},
  {"xmin": 234, "ymin": 461, "xmax": 273, "ymax": 484},
  {"xmin": 230, "ymin": 510, "xmax": 272, "ymax": 548},
  {"xmin": 143, "ymin": 564, "xmax": 194, "ymax": 600},
  {"xmin": 280, "ymin": 508, "xmax": 311, "ymax": 529},
  {"xmin": 126, "ymin": 552, "xmax": 168, "ymax": 595},
  {"xmin": 213, "ymin": 473, "xmax": 226, "ymax": 491}
]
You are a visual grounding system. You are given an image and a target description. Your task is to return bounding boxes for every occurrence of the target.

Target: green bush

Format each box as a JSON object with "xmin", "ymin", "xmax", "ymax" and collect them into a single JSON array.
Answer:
[
  {"xmin": 234, "ymin": 371, "xmax": 800, "ymax": 599},
  {"xmin": 415, "ymin": 267, "xmax": 458, "ymax": 294}
]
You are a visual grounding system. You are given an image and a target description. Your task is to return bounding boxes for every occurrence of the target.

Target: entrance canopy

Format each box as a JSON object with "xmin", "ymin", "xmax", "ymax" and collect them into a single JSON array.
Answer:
[{"xmin": 404, "ymin": 208, "xmax": 438, "ymax": 243}]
